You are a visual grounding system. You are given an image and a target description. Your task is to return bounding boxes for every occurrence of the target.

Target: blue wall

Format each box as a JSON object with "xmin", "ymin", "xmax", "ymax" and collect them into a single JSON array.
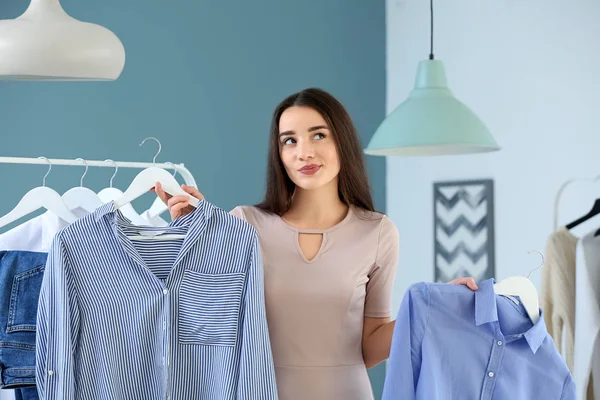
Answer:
[{"xmin": 0, "ymin": 0, "xmax": 386, "ymax": 396}]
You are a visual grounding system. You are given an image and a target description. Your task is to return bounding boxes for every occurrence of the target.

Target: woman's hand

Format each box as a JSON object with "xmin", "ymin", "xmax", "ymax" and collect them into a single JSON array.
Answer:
[
  {"xmin": 448, "ymin": 277, "xmax": 478, "ymax": 291},
  {"xmin": 152, "ymin": 182, "xmax": 204, "ymax": 221}
]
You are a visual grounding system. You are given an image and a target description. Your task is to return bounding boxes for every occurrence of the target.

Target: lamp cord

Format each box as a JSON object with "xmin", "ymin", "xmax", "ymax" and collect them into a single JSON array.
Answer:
[{"xmin": 429, "ymin": 0, "xmax": 434, "ymax": 60}]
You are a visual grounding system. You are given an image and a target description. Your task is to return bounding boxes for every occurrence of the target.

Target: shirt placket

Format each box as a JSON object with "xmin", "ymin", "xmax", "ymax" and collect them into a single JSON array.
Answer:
[
  {"xmin": 480, "ymin": 326, "xmax": 506, "ymax": 400},
  {"xmin": 162, "ymin": 287, "xmax": 171, "ymax": 400}
]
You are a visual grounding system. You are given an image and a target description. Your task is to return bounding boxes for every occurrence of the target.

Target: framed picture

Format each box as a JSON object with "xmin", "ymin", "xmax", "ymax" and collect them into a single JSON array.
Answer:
[{"xmin": 433, "ymin": 179, "xmax": 495, "ymax": 282}]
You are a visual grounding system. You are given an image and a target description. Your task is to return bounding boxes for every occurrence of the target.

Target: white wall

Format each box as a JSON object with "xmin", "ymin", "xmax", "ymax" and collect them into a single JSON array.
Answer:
[{"xmin": 386, "ymin": 0, "xmax": 600, "ymax": 315}]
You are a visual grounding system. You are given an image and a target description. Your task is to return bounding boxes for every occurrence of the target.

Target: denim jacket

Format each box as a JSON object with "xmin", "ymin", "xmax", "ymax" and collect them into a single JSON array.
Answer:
[
  {"xmin": 0, "ymin": 211, "xmax": 75, "ymax": 400},
  {"xmin": 0, "ymin": 250, "xmax": 47, "ymax": 389}
]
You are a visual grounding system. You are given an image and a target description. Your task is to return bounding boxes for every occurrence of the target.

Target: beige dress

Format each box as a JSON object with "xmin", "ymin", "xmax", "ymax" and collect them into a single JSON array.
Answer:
[{"xmin": 230, "ymin": 205, "xmax": 399, "ymax": 400}]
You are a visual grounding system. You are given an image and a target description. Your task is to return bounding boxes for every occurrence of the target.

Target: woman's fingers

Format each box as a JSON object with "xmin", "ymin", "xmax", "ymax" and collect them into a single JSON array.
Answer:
[
  {"xmin": 182, "ymin": 184, "xmax": 204, "ymax": 200},
  {"xmin": 153, "ymin": 182, "xmax": 201, "ymax": 220},
  {"xmin": 448, "ymin": 277, "xmax": 478, "ymax": 291},
  {"xmin": 153, "ymin": 182, "xmax": 203, "ymax": 203},
  {"xmin": 171, "ymin": 201, "xmax": 190, "ymax": 217},
  {"xmin": 152, "ymin": 182, "xmax": 172, "ymax": 205},
  {"xmin": 167, "ymin": 194, "xmax": 191, "ymax": 208}
]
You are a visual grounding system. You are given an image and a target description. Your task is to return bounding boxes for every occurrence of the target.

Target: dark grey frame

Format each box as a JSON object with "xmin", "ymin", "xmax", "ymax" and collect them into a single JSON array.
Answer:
[{"xmin": 433, "ymin": 179, "xmax": 495, "ymax": 282}]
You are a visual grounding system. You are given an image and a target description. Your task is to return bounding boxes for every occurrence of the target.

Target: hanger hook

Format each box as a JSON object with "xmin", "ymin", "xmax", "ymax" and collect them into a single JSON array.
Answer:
[
  {"xmin": 75, "ymin": 158, "xmax": 89, "ymax": 187},
  {"xmin": 37, "ymin": 156, "xmax": 51, "ymax": 187},
  {"xmin": 164, "ymin": 162, "xmax": 178, "ymax": 178},
  {"xmin": 139, "ymin": 137, "xmax": 161, "ymax": 165},
  {"xmin": 105, "ymin": 159, "xmax": 118, "ymax": 188},
  {"xmin": 526, "ymin": 249, "xmax": 545, "ymax": 279}
]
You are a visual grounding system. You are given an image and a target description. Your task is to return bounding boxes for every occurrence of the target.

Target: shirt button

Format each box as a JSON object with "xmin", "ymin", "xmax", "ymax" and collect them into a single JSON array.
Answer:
[
  {"xmin": 163, "ymin": 289, "xmax": 168, "ymax": 295},
  {"xmin": 488, "ymin": 371, "xmax": 494, "ymax": 377},
  {"xmin": 48, "ymin": 370, "xmax": 54, "ymax": 376},
  {"xmin": 497, "ymin": 341, "xmax": 503, "ymax": 346}
]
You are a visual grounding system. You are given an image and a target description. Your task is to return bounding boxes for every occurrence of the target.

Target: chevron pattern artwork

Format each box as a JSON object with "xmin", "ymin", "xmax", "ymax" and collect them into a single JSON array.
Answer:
[{"xmin": 434, "ymin": 179, "xmax": 495, "ymax": 283}]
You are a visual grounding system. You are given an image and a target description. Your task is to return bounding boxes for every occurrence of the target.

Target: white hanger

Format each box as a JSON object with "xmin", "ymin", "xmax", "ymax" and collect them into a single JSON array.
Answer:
[
  {"xmin": 494, "ymin": 250, "xmax": 544, "ymax": 324},
  {"xmin": 115, "ymin": 137, "xmax": 199, "ymax": 210},
  {"xmin": 117, "ymin": 167, "xmax": 193, "ymax": 240},
  {"xmin": 114, "ymin": 167, "xmax": 196, "ymax": 241},
  {"xmin": 114, "ymin": 167, "xmax": 199, "ymax": 210},
  {"xmin": 113, "ymin": 138, "xmax": 198, "ymax": 240},
  {"xmin": 143, "ymin": 161, "xmax": 178, "ymax": 220},
  {"xmin": 97, "ymin": 160, "xmax": 149, "ymax": 225},
  {"xmin": 0, "ymin": 157, "xmax": 78, "ymax": 229},
  {"xmin": 62, "ymin": 158, "xmax": 103, "ymax": 213}
]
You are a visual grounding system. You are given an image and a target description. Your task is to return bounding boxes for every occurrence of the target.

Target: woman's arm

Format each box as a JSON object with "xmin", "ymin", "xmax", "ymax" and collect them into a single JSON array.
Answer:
[
  {"xmin": 361, "ymin": 277, "xmax": 478, "ymax": 369},
  {"xmin": 362, "ymin": 317, "xmax": 394, "ymax": 369}
]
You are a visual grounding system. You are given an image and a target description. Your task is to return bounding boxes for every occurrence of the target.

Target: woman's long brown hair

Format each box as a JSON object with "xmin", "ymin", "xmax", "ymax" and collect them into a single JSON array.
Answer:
[{"xmin": 256, "ymin": 88, "xmax": 375, "ymax": 215}]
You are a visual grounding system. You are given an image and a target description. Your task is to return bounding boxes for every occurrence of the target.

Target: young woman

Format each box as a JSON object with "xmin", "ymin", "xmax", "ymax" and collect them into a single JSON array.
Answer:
[{"xmin": 154, "ymin": 88, "xmax": 477, "ymax": 399}]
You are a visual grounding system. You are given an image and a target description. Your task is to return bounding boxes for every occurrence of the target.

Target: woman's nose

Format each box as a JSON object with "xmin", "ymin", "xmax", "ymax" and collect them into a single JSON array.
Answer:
[{"xmin": 297, "ymin": 141, "xmax": 315, "ymax": 160}]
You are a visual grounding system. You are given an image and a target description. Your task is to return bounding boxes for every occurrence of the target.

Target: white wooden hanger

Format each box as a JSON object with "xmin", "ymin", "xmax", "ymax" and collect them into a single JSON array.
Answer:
[
  {"xmin": 142, "ymin": 161, "xmax": 178, "ymax": 220},
  {"xmin": 97, "ymin": 160, "xmax": 149, "ymax": 225},
  {"xmin": 0, "ymin": 157, "xmax": 78, "ymax": 229},
  {"xmin": 114, "ymin": 167, "xmax": 198, "ymax": 241},
  {"xmin": 494, "ymin": 250, "xmax": 544, "ymax": 324},
  {"xmin": 114, "ymin": 138, "xmax": 197, "ymax": 240},
  {"xmin": 114, "ymin": 167, "xmax": 199, "ymax": 210},
  {"xmin": 62, "ymin": 158, "xmax": 103, "ymax": 213},
  {"xmin": 115, "ymin": 137, "xmax": 198, "ymax": 211},
  {"xmin": 126, "ymin": 230, "xmax": 188, "ymax": 241}
]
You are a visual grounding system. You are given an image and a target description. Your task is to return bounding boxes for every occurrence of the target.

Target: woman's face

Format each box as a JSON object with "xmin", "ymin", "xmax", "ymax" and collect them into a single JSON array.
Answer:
[{"xmin": 278, "ymin": 106, "xmax": 341, "ymax": 191}]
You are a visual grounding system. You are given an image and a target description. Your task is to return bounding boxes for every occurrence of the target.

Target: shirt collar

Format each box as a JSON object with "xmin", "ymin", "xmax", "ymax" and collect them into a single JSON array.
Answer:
[
  {"xmin": 93, "ymin": 201, "xmax": 119, "ymax": 222},
  {"xmin": 475, "ymin": 278, "xmax": 546, "ymax": 354},
  {"xmin": 93, "ymin": 199, "xmax": 212, "ymax": 228},
  {"xmin": 523, "ymin": 310, "xmax": 547, "ymax": 354}
]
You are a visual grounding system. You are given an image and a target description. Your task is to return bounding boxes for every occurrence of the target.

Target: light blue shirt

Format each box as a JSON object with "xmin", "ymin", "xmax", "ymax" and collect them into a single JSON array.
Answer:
[
  {"xmin": 383, "ymin": 279, "xmax": 576, "ymax": 400},
  {"xmin": 36, "ymin": 200, "xmax": 278, "ymax": 400}
]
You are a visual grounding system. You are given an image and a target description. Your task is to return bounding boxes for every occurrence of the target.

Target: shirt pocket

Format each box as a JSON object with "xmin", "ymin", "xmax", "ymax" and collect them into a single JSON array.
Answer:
[
  {"xmin": 7, "ymin": 265, "xmax": 45, "ymax": 333},
  {"xmin": 179, "ymin": 269, "xmax": 246, "ymax": 347}
]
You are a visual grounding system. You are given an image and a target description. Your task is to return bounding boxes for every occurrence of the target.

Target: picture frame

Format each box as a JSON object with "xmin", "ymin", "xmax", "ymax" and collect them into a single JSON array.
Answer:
[{"xmin": 433, "ymin": 179, "xmax": 495, "ymax": 282}]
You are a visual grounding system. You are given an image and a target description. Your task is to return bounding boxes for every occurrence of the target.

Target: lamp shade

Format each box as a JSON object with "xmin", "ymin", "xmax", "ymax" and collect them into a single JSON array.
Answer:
[
  {"xmin": 364, "ymin": 60, "xmax": 500, "ymax": 156},
  {"xmin": 0, "ymin": 0, "xmax": 125, "ymax": 81}
]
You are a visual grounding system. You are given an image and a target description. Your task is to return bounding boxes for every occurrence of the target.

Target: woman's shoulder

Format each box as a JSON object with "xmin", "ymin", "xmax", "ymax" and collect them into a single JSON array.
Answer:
[
  {"xmin": 351, "ymin": 207, "xmax": 398, "ymax": 237},
  {"xmin": 229, "ymin": 205, "xmax": 278, "ymax": 227},
  {"xmin": 352, "ymin": 206, "xmax": 385, "ymax": 222},
  {"xmin": 352, "ymin": 207, "xmax": 392, "ymax": 225}
]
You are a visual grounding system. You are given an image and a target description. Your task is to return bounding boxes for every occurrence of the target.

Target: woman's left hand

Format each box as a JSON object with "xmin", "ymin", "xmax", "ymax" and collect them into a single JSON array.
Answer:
[{"xmin": 448, "ymin": 277, "xmax": 478, "ymax": 290}]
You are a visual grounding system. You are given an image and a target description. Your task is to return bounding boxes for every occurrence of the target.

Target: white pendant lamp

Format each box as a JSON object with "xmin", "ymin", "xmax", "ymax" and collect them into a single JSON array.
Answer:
[
  {"xmin": 0, "ymin": 0, "xmax": 126, "ymax": 81},
  {"xmin": 364, "ymin": 0, "xmax": 500, "ymax": 156}
]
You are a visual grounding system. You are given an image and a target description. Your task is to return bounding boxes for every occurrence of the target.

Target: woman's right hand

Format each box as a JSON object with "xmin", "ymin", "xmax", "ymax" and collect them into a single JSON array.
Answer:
[{"xmin": 152, "ymin": 182, "xmax": 204, "ymax": 221}]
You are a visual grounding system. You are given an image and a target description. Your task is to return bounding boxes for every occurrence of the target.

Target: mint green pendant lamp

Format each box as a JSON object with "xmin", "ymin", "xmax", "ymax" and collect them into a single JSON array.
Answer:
[{"xmin": 364, "ymin": 0, "xmax": 500, "ymax": 156}]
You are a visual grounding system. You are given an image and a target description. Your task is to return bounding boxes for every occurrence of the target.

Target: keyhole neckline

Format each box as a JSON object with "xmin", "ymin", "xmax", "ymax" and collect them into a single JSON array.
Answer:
[
  {"xmin": 295, "ymin": 231, "xmax": 326, "ymax": 264},
  {"xmin": 278, "ymin": 206, "xmax": 354, "ymax": 234}
]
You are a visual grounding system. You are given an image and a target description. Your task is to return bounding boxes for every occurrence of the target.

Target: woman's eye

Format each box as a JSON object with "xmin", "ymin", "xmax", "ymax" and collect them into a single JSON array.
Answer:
[
  {"xmin": 283, "ymin": 137, "xmax": 295, "ymax": 145},
  {"xmin": 314, "ymin": 133, "xmax": 326, "ymax": 140}
]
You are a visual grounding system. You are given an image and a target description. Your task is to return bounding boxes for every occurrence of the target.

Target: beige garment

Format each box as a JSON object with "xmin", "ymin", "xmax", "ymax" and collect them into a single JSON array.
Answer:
[
  {"xmin": 541, "ymin": 226, "xmax": 578, "ymax": 373},
  {"xmin": 230, "ymin": 205, "xmax": 399, "ymax": 400}
]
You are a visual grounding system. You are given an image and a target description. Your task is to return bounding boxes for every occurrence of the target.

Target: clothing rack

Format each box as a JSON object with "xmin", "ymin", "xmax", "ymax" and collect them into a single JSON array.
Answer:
[
  {"xmin": 0, "ymin": 156, "xmax": 198, "ymax": 188},
  {"xmin": 554, "ymin": 175, "xmax": 600, "ymax": 230}
]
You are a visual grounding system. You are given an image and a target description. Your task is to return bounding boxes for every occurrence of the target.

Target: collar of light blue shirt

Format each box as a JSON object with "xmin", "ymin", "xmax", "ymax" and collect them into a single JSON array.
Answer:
[{"xmin": 475, "ymin": 278, "xmax": 546, "ymax": 354}]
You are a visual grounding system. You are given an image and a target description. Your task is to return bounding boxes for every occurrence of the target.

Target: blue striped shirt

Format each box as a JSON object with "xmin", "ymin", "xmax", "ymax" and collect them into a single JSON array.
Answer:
[{"xmin": 36, "ymin": 201, "xmax": 278, "ymax": 400}]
